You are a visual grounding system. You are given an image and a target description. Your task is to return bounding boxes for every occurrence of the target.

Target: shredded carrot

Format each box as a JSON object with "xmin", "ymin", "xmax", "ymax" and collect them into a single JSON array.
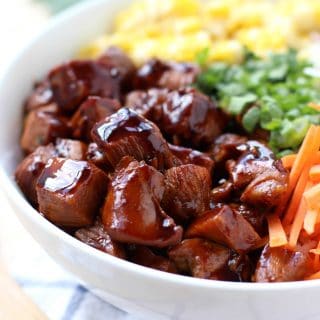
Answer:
[
  {"xmin": 283, "ymin": 167, "xmax": 313, "ymax": 226},
  {"xmin": 288, "ymin": 198, "xmax": 308, "ymax": 248},
  {"xmin": 267, "ymin": 214, "xmax": 287, "ymax": 247},
  {"xmin": 304, "ymin": 209, "xmax": 318, "ymax": 235},
  {"xmin": 276, "ymin": 125, "xmax": 319, "ymax": 219},
  {"xmin": 309, "ymin": 165, "xmax": 320, "ymax": 182},
  {"xmin": 281, "ymin": 154, "xmax": 297, "ymax": 169},
  {"xmin": 288, "ymin": 125, "xmax": 318, "ymax": 195},
  {"xmin": 282, "ymin": 126, "xmax": 320, "ymax": 225}
]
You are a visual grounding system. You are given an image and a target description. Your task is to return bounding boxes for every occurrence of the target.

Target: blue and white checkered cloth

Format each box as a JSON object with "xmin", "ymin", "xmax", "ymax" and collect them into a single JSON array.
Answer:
[{"xmin": 12, "ymin": 244, "xmax": 141, "ymax": 320}]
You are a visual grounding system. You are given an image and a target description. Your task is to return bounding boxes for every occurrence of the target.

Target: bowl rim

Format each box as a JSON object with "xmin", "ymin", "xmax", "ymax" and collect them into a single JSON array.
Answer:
[{"xmin": 1, "ymin": 0, "xmax": 319, "ymax": 292}]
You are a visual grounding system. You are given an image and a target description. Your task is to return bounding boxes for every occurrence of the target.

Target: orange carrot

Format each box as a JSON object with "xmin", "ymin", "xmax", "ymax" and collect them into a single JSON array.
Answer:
[
  {"xmin": 276, "ymin": 125, "xmax": 319, "ymax": 219},
  {"xmin": 281, "ymin": 154, "xmax": 297, "ymax": 169},
  {"xmin": 283, "ymin": 167, "xmax": 313, "ymax": 226},
  {"xmin": 267, "ymin": 214, "xmax": 287, "ymax": 247},
  {"xmin": 304, "ymin": 209, "xmax": 318, "ymax": 235},
  {"xmin": 288, "ymin": 198, "xmax": 308, "ymax": 248},
  {"xmin": 309, "ymin": 165, "xmax": 320, "ymax": 182}
]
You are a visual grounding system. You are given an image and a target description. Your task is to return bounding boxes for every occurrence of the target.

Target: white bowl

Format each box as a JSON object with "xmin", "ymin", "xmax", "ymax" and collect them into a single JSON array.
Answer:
[{"xmin": 1, "ymin": 1, "xmax": 320, "ymax": 319}]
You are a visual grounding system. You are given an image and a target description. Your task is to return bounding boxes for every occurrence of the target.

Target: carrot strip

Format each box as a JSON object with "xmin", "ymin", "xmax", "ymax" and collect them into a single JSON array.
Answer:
[
  {"xmin": 309, "ymin": 165, "xmax": 320, "ymax": 182},
  {"xmin": 282, "ymin": 125, "xmax": 320, "ymax": 225},
  {"xmin": 288, "ymin": 198, "xmax": 308, "ymax": 248},
  {"xmin": 283, "ymin": 167, "xmax": 313, "ymax": 226},
  {"xmin": 304, "ymin": 209, "xmax": 318, "ymax": 235},
  {"xmin": 267, "ymin": 214, "xmax": 287, "ymax": 247},
  {"xmin": 281, "ymin": 154, "xmax": 297, "ymax": 169},
  {"xmin": 305, "ymin": 270, "xmax": 320, "ymax": 280},
  {"xmin": 275, "ymin": 126, "xmax": 319, "ymax": 219}
]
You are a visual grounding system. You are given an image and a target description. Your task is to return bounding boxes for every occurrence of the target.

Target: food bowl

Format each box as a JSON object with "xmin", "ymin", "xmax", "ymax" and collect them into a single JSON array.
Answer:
[{"xmin": 1, "ymin": 1, "xmax": 320, "ymax": 319}]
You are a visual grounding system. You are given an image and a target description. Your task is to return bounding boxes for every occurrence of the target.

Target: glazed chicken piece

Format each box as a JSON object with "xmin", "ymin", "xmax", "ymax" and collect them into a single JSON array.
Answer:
[
  {"xmin": 211, "ymin": 133, "xmax": 248, "ymax": 166},
  {"xmin": 25, "ymin": 48, "xmax": 134, "ymax": 115},
  {"xmin": 75, "ymin": 219, "xmax": 126, "ymax": 258},
  {"xmin": 20, "ymin": 106, "xmax": 70, "ymax": 154},
  {"xmin": 168, "ymin": 143, "xmax": 214, "ymax": 174},
  {"xmin": 102, "ymin": 158, "xmax": 182, "ymax": 247},
  {"xmin": 226, "ymin": 140, "xmax": 288, "ymax": 208},
  {"xmin": 55, "ymin": 138, "xmax": 87, "ymax": 160},
  {"xmin": 168, "ymin": 238, "xmax": 252, "ymax": 281},
  {"xmin": 133, "ymin": 58, "xmax": 199, "ymax": 90},
  {"xmin": 36, "ymin": 158, "xmax": 108, "ymax": 227},
  {"xmin": 128, "ymin": 246, "xmax": 177, "ymax": 273},
  {"xmin": 92, "ymin": 107, "xmax": 175, "ymax": 170},
  {"xmin": 161, "ymin": 164, "xmax": 211, "ymax": 223},
  {"xmin": 185, "ymin": 204, "xmax": 261, "ymax": 252},
  {"xmin": 25, "ymin": 81, "xmax": 53, "ymax": 113},
  {"xmin": 211, "ymin": 180, "xmax": 233, "ymax": 203},
  {"xmin": 126, "ymin": 87, "xmax": 225, "ymax": 148},
  {"xmin": 86, "ymin": 142, "xmax": 110, "ymax": 172},
  {"xmin": 15, "ymin": 144, "xmax": 58, "ymax": 206},
  {"xmin": 70, "ymin": 96, "xmax": 121, "ymax": 141},
  {"xmin": 254, "ymin": 245, "xmax": 313, "ymax": 282},
  {"xmin": 125, "ymin": 88, "xmax": 167, "ymax": 120},
  {"xmin": 16, "ymin": 139, "xmax": 87, "ymax": 206}
]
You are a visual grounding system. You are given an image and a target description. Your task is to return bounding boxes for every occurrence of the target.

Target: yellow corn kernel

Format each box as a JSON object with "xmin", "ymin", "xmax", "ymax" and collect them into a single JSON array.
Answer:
[{"xmin": 208, "ymin": 40, "xmax": 244, "ymax": 63}]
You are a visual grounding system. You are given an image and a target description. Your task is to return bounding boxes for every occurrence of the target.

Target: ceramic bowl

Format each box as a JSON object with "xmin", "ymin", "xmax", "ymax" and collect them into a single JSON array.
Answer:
[{"xmin": 1, "ymin": 1, "xmax": 320, "ymax": 319}]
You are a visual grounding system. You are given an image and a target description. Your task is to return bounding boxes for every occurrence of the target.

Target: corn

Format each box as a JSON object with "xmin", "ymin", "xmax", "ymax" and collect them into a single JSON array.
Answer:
[{"xmin": 79, "ymin": 0, "xmax": 320, "ymax": 64}]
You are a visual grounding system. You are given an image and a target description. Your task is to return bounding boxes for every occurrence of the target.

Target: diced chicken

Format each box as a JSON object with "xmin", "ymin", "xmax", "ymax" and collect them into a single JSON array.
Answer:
[
  {"xmin": 20, "ymin": 106, "xmax": 70, "ymax": 154},
  {"xmin": 15, "ymin": 144, "xmax": 58, "ymax": 206},
  {"xmin": 128, "ymin": 246, "xmax": 177, "ymax": 273},
  {"xmin": 211, "ymin": 180, "xmax": 233, "ymax": 203},
  {"xmin": 102, "ymin": 159, "xmax": 182, "ymax": 247},
  {"xmin": 226, "ymin": 140, "xmax": 288, "ymax": 209},
  {"xmin": 75, "ymin": 219, "xmax": 126, "ymax": 258},
  {"xmin": 162, "ymin": 164, "xmax": 211, "ymax": 222},
  {"xmin": 36, "ymin": 158, "xmax": 108, "ymax": 227},
  {"xmin": 185, "ymin": 204, "xmax": 261, "ymax": 252},
  {"xmin": 254, "ymin": 245, "xmax": 313, "ymax": 282},
  {"xmin": 168, "ymin": 143, "xmax": 214, "ymax": 174},
  {"xmin": 168, "ymin": 238, "xmax": 252, "ymax": 281},
  {"xmin": 24, "ymin": 81, "xmax": 53, "ymax": 113},
  {"xmin": 133, "ymin": 59, "xmax": 199, "ymax": 90},
  {"xmin": 55, "ymin": 138, "xmax": 87, "ymax": 160},
  {"xmin": 86, "ymin": 142, "xmax": 111, "ymax": 171},
  {"xmin": 211, "ymin": 133, "xmax": 248, "ymax": 166},
  {"xmin": 70, "ymin": 96, "xmax": 120, "ymax": 141},
  {"xmin": 92, "ymin": 107, "xmax": 175, "ymax": 170}
]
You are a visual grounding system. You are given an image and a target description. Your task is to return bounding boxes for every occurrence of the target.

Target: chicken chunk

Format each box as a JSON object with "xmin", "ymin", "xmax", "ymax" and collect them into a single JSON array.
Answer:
[
  {"xmin": 168, "ymin": 238, "xmax": 252, "ymax": 281},
  {"xmin": 226, "ymin": 140, "xmax": 288, "ymax": 209},
  {"xmin": 92, "ymin": 107, "xmax": 175, "ymax": 170},
  {"xmin": 75, "ymin": 219, "xmax": 126, "ymax": 258},
  {"xmin": 128, "ymin": 246, "xmax": 177, "ymax": 273},
  {"xmin": 185, "ymin": 204, "xmax": 261, "ymax": 252},
  {"xmin": 70, "ymin": 96, "xmax": 120, "ymax": 141},
  {"xmin": 102, "ymin": 159, "xmax": 182, "ymax": 247},
  {"xmin": 15, "ymin": 144, "xmax": 58, "ymax": 206},
  {"xmin": 254, "ymin": 245, "xmax": 313, "ymax": 282},
  {"xmin": 20, "ymin": 106, "xmax": 70, "ymax": 154},
  {"xmin": 168, "ymin": 143, "xmax": 214, "ymax": 174},
  {"xmin": 162, "ymin": 164, "xmax": 211, "ymax": 222},
  {"xmin": 133, "ymin": 59, "xmax": 199, "ymax": 90},
  {"xmin": 37, "ymin": 158, "xmax": 108, "ymax": 227}
]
